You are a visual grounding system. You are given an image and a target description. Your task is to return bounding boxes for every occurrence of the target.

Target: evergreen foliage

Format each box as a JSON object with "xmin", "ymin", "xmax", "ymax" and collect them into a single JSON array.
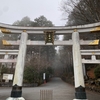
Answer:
[{"xmin": 94, "ymin": 65, "xmax": 100, "ymax": 78}]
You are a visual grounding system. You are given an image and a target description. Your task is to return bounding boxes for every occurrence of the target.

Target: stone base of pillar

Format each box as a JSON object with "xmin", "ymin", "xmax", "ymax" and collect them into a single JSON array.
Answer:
[
  {"xmin": 6, "ymin": 97, "xmax": 25, "ymax": 100},
  {"xmin": 75, "ymin": 86, "xmax": 87, "ymax": 99},
  {"xmin": 11, "ymin": 84, "xmax": 22, "ymax": 98}
]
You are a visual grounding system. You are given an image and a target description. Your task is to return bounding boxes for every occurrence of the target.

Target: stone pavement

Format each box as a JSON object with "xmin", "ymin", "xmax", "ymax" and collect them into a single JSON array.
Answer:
[{"xmin": 0, "ymin": 77, "xmax": 100, "ymax": 100}]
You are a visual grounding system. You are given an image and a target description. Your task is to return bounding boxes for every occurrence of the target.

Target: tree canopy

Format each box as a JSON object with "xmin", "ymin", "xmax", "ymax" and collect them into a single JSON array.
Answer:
[
  {"xmin": 13, "ymin": 15, "xmax": 54, "ymax": 27},
  {"xmin": 61, "ymin": 0, "xmax": 100, "ymax": 25},
  {"xmin": 31, "ymin": 15, "xmax": 54, "ymax": 27}
]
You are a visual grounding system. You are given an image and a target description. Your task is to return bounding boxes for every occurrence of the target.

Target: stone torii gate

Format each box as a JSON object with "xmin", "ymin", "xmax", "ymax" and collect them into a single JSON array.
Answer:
[{"xmin": 0, "ymin": 22, "xmax": 100, "ymax": 100}]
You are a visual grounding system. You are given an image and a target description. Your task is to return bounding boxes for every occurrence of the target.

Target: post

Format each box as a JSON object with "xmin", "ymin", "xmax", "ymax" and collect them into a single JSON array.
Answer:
[
  {"xmin": 6, "ymin": 32, "xmax": 28, "ymax": 100},
  {"xmin": 82, "ymin": 63, "xmax": 87, "ymax": 80},
  {"xmin": 43, "ymin": 73, "xmax": 46, "ymax": 83},
  {"xmin": 72, "ymin": 32, "xmax": 87, "ymax": 100},
  {"xmin": 2, "ymin": 54, "xmax": 9, "ymax": 66}
]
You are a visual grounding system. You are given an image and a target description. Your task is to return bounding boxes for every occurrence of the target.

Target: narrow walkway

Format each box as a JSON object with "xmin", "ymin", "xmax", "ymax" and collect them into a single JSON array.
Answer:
[
  {"xmin": 0, "ymin": 77, "xmax": 100, "ymax": 100},
  {"xmin": 23, "ymin": 77, "xmax": 75, "ymax": 100}
]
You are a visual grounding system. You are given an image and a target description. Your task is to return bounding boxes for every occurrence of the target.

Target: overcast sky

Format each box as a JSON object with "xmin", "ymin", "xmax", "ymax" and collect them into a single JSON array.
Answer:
[{"xmin": 0, "ymin": 0, "xmax": 66, "ymax": 26}]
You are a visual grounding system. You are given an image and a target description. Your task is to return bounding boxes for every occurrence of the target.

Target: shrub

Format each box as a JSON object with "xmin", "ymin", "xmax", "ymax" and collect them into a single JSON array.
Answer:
[{"xmin": 94, "ymin": 65, "xmax": 100, "ymax": 78}]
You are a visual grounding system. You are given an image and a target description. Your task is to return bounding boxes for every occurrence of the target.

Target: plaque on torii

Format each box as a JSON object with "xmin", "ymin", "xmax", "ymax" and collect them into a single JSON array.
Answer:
[{"xmin": 44, "ymin": 31, "xmax": 55, "ymax": 44}]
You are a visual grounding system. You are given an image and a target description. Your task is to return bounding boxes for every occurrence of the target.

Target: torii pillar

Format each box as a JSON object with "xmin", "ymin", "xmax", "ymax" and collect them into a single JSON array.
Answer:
[
  {"xmin": 72, "ymin": 31, "xmax": 88, "ymax": 100},
  {"xmin": 6, "ymin": 32, "xmax": 28, "ymax": 100}
]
